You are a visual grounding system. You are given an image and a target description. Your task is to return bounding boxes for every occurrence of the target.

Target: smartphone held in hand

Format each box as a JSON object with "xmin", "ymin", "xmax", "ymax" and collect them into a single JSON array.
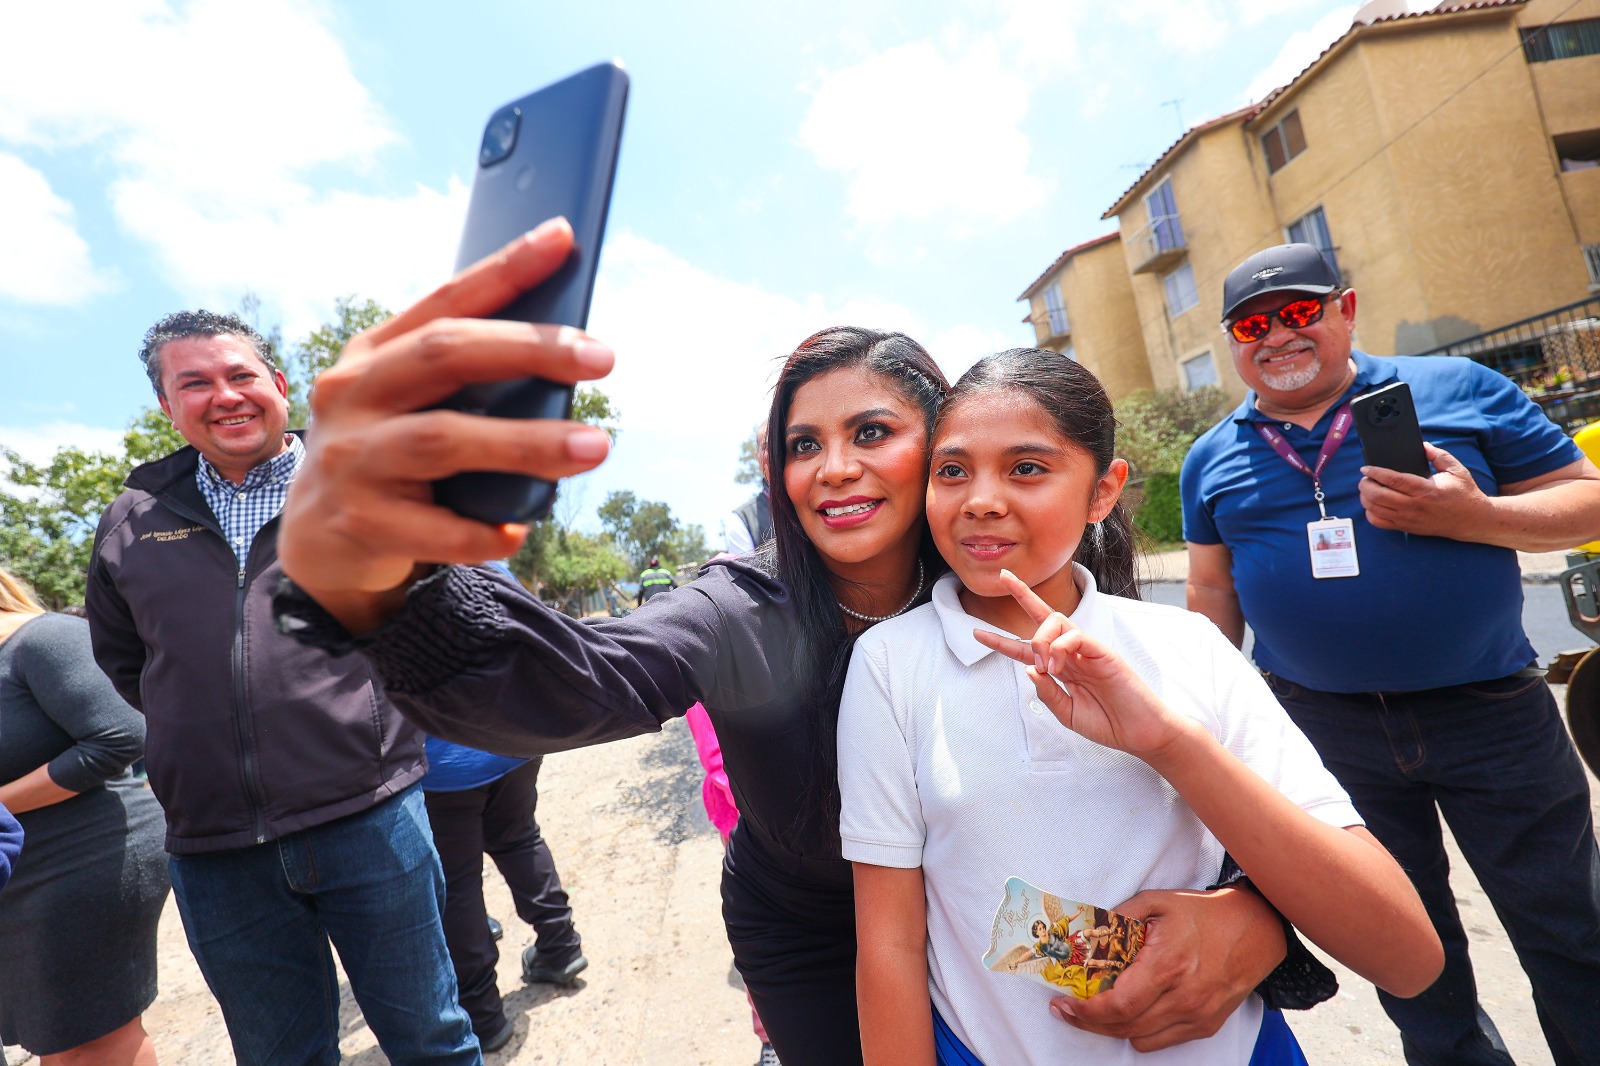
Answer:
[
  {"xmin": 432, "ymin": 60, "xmax": 629, "ymax": 523},
  {"xmin": 1350, "ymin": 380, "xmax": 1430, "ymax": 479}
]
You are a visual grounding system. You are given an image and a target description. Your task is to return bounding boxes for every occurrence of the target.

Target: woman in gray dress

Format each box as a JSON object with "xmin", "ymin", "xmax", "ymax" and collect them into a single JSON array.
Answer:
[{"xmin": 0, "ymin": 568, "xmax": 169, "ymax": 1064}]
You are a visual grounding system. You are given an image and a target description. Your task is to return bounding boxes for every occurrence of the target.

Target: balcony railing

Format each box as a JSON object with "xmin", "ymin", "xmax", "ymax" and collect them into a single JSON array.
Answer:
[
  {"xmin": 1027, "ymin": 310, "xmax": 1072, "ymax": 343},
  {"xmin": 1417, "ymin": 296, "xmax": 1600, "ymax": 431},
  {"xmin": 1127, "ymin": 214, "xmax": 1188, "ymax": 275}
]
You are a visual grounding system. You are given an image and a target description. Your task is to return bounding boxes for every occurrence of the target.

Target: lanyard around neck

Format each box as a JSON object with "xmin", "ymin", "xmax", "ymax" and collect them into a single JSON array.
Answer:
[{"xmin": 1254, "ymin": 403, "xmax": 1353, "ymax": 520}]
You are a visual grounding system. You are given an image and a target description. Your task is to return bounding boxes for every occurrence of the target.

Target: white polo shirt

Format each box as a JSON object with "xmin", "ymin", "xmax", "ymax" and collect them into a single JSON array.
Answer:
[{"xmin": 838, "ymin": 567, "xmax": 1361, "ymax": 1066}]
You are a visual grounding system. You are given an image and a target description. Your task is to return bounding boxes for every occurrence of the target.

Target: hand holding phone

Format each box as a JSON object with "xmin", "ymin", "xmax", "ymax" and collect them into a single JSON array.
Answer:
[
  {"xmin": 431, "ymin": 61, "xmax": 629, "ymax": 523},
  {"xmin": 1350, "ymin": 381, "xmax": 1430, "ymax": 479},
  {"xmin": 277, "ymin": 222, "xmax": 614, "ymax": 633}
]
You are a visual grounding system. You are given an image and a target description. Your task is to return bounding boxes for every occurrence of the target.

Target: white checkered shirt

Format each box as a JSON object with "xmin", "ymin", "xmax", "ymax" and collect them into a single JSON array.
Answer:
[{"xmin": 195, "ymin": 435, "xmax": 304, "ymax": 565}]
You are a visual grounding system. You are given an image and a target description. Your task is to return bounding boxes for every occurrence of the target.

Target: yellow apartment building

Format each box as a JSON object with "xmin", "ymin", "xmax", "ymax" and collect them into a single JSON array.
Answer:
[
  {"xmin": 1019, "ymin": 232, "xmax": 1156, "ymax": 399},
  {"xmin": 1024, "ymin": 0, "xmax": 1600, "ymax": 408}
]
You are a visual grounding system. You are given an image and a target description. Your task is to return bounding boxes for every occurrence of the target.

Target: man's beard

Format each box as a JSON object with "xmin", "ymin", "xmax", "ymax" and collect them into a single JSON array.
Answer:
[{"xmin": 1255, "ymin": 344, "xmax": 1321, "ymax": 392}]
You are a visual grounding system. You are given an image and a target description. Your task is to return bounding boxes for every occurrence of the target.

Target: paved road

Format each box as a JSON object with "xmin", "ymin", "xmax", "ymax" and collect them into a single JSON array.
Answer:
[{"xmin": 1142, "ymin": 581, "xmax": 1594, "ymax": 668}]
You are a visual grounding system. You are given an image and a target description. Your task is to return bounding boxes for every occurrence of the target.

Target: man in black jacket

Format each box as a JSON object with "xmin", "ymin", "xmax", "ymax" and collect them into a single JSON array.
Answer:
[{"xmin": 87, "ymin": 311, "xmax": 482, "ymax": 1065}]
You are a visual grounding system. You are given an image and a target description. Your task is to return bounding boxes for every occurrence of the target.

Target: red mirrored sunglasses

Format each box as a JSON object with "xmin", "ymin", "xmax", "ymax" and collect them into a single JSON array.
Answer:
[{"xmin": 1227, "ymin": 296, "xmax": 1329, "ymax": 343}]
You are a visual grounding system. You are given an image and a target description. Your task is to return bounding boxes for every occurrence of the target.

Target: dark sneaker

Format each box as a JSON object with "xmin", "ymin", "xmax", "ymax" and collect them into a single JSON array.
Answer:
[
  {"xmin": 521, "ymin": 945, "xmax": 588, "ymax": 984},
  {"xmin": 487, "ymin": 916, "xmax": 503, "ymax": 942},
  {"xmin": 756, "ymin": 1042, "xmax": 782, "ymax": 1066},
  {"xmin": 475, "ymin": 1013, "xmax": 515, "ymax": 1054}
]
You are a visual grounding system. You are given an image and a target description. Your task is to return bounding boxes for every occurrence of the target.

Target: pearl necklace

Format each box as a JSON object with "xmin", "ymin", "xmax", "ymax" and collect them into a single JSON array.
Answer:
[{"xmin": 838, "ymin": 559, "xmax": 926, "ymax": 624}]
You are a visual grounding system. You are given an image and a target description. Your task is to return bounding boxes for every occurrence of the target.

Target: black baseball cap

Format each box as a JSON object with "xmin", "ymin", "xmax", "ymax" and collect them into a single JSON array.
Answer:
[{"xmin": 1221, "ymin": 243, "xmax": 1340, "ymax": 322}]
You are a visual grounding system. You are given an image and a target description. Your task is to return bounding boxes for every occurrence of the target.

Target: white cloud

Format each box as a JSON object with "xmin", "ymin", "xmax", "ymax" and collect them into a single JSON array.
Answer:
[
  {"xmin": 1236, "ymin": 0, "xmax": 1345, "ymax": 25},
  {"xmin": 799, "ymin": 40, "xmax": 1050, "ymax": 228},
  {"xmin": 0, "ymin": 422, "xmax": 127, "ymax": 464},
  {"xmin": 0, "ymin": 154, "xmax": 118, "ymax": 305},
  {"xmin": 111, "ymin": 176, "xmax": 470, "ymax": 338},
  {"xmin": 1245, "ymin": 5, "xmax": 1360, "ymax": 103},
  {"xmin": 0, "ymin": 0, "xmax": 455, "ymax": 332},
  {"xmin": 925, "ymin": 323, "xmax": 1020, "ymax": 383},
  {"xmin": 0, "ymin": 0, "xmax": 395, "ymax": 185},
  {"xmin": 1102, "ymin": 0, "xmax": 1232, "ymax": 53},
  {"xmin": 579, "ymin": 230, "xmax": 1009, "ymax": 536}
]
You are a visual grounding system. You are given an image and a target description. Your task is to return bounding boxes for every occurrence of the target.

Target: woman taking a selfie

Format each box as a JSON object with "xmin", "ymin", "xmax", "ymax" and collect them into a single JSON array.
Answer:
[{"xmin": 274, "ymin": 220, "xmax": 1302, "ymax": 1066}]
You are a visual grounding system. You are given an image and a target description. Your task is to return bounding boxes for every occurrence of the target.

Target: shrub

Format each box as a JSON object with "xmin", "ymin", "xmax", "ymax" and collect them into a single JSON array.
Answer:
[{"xmin": 1133, "ymin": 472, "xmax": 1184, "ymax": 543}]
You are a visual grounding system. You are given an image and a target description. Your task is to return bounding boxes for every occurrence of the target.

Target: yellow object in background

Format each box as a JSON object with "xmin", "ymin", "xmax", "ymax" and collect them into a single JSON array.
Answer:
[{"xmin": 1575, "ymin": 423, "xmax": 1600, "ymax": 553}]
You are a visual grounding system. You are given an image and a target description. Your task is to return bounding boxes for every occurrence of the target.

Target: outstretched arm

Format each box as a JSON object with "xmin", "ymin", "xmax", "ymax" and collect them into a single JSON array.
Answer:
[{"xmin": 975, "ymin": 570, "xmax": 1443, "ymax": 998}]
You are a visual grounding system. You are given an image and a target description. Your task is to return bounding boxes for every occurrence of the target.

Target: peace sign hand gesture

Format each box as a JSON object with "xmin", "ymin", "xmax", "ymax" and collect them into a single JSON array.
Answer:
[{"xmin": 971, "ymin": 569, "xmax": 1191, "ymax": 762}]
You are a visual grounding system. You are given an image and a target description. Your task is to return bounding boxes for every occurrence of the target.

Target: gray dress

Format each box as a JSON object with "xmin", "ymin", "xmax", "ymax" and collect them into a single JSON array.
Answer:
[{"xmin": 0, "ymin": 613, "xmax": 169, "ymax": 1055}]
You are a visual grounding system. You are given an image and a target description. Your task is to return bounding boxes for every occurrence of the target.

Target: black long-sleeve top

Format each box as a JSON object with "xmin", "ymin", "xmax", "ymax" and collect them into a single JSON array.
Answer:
[
  {"xmin": 0, "ymin": 614, "xmax": 145, "ymax": 795},
  {"xmin": 281, "ymin": 560, "xmax": 845, "ymax": 866}
]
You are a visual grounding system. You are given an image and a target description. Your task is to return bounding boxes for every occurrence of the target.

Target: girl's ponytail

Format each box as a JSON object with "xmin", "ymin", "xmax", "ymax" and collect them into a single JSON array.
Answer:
[{"xmin": 1075, "ymin": 500, "xmax": 1139, "ymax": 599}]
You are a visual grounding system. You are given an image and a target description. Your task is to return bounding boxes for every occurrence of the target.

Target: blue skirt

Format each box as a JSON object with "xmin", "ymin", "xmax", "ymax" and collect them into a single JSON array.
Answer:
[{"xmin": 932, "ymin": 1003, "xmax": 1308, "ymax": 1065}]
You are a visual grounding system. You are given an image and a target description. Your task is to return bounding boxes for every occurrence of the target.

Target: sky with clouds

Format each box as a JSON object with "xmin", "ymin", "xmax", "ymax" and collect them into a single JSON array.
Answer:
[{"xmin": 0, "ymin": 0, "xmax": 1367, "ymax": 541}]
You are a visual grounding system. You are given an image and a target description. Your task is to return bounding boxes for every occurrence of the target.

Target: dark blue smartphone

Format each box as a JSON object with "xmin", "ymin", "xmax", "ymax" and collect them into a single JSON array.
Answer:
[{"xmin": 431, "ymin": 60, "xmax": 629, "ymax": 523}]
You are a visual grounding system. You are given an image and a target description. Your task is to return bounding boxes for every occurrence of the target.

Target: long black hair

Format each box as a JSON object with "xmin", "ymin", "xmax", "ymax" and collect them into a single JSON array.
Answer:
[
  {"xmin": 758, "ymin": 326, "xmax": 950, "ymax": 846},
  {"xmin": 935, "ymin": 348, "xmax": 1140, "ymax": 599}
]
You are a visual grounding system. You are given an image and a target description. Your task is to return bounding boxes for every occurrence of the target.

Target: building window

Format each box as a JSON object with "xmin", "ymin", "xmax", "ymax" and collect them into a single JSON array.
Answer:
[
  {"xmin": 1523, "ymin": 18, "xmax": 1600, "ymax": 62},
  {"xmin": 1584, "ymin": 244, "xmax": 1600, "ymax": 289},
  {"xmin": 1554, "ymin": 129, "xmax": 1600, "ymax": 172},
  {"xmin": 1143, "ymin": 178, "xmax": 1185, "ymax": 253},
  {"xmin": 1285, "ymin": 206, "xmax": 1341, "ymax": 280},
  {"xmin": 1044, "ymin": 285, "xmax": 1070, "ymax": 336},
  {"xmin": 1261, "ymin": 109, "xmax": 1307, "ymax": 174},
  {"xmin": 1182, "ymin": 351, "xmax": 1219, "ymax": 392},
  {"xmin": 1164, "ymin": 262, "xmax": 1199, "ymax": 317}
]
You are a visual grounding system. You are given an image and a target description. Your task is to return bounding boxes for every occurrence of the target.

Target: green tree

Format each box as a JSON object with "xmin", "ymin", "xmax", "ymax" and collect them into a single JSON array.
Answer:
[
  {"xmin": 0, "ymin": 410, "xmax": 187, "ymax": 608},
  {"xmin": 534, "ymin": 529, "xmax": 630, "ymax": 615},
  {"xmin": 503, "ymin": 387, "xmax": 622, "ymax": 594},
  {"xmin": 596, "ymin": 490, "xmax": 708, "ymax": 571},
  {"xmin": 285, "ymin": 296, "xmax": 391, "ymax": 426},
  {"xmin": 1112, "ymin": 385, "xmax": 1229, "ymax": 547},
  {"xmin": 735, "ymin": 425, "xmax": 762, "ymax": 486},
  {"xmin": 1113, "ymin": 386, "xmax": 1230, "ymax": 478}
]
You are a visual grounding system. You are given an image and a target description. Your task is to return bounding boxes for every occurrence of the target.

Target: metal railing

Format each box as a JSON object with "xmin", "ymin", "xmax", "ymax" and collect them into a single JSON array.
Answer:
[
  {"xmin": 1025, "ymin": 310, "xmax": 1072, "ymax": 341},
  {"xmin": 1416, "ymin": 296, "xmax": 1600, "ymax": 431},
  {"xmin": 1127, "ymin": 214, "xmax": 1187, "ymax": 274}
]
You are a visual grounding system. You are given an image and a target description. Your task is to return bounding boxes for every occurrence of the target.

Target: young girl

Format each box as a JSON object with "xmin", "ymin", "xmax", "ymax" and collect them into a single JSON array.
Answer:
[
  {"xmin": 274, "ymin": 224, "xmax": 1345, "ymax": 1064},
  {"xmin": 838, "ymin": 349, "xmax": 1443, "ymax": 1066}
]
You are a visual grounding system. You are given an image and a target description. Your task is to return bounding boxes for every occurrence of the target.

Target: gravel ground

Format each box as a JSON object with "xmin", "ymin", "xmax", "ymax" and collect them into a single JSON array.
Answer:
[{"xmin": 5, "ymin": 554, "xmax": 1591, "ymax": 1065}]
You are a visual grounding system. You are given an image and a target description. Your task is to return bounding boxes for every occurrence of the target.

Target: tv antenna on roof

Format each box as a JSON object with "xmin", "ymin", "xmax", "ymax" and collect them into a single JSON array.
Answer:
[{"xmin": 1161, "ymin": 99, "xmax": 1186, "ymax": 138}]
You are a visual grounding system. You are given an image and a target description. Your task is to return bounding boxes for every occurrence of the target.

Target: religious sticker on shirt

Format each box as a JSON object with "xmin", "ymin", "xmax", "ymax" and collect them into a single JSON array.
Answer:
[
  {"xmin": 981, "ymin": 876, "xmax": 1145, "ymax": 999},
  {"xmin": 1307, "ymin": 517, "xmax": 1360, "ymax": 579}
]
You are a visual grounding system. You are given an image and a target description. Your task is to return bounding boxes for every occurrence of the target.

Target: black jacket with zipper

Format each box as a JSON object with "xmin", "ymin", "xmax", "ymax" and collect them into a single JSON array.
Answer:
[{"xmin": 86, "ymin": 440, "xmax": 426, "ymax": 854}]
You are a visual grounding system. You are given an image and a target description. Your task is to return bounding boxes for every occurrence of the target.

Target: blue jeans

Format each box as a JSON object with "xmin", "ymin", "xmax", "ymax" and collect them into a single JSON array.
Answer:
[
  {"xmin": 168, "ymin": 787, "xmax": 480, "ymax": 1065},
  {"xmin": 1266, "ymin": 671, "xmax": 1600, "ymax": 1066}
]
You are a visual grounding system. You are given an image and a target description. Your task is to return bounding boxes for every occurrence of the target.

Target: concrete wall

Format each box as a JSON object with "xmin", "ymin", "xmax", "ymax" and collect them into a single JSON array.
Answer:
[
  {"xmin": 1118, "ymin": 119, "xmax": 1276, "ymax": 401},
  {"xmin": 1058, "ymin": 238, "xmax": 1155, "ymax": 400}
]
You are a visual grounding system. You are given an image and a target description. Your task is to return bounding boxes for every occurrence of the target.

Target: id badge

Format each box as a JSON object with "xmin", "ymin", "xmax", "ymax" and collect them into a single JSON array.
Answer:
[{"xmin": 1307, "ymin": 517, "xmax": 1359, "ymax": 578}]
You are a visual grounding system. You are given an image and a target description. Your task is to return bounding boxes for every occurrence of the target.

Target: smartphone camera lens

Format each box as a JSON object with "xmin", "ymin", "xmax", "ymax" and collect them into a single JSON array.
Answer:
[
  {"xmin": 1375, "ymin": 401, "xmax": 1396, "ymax": 422},
  {"xmin": 479, "ymin": 106, "xmax": 521, "ymax": 167}
]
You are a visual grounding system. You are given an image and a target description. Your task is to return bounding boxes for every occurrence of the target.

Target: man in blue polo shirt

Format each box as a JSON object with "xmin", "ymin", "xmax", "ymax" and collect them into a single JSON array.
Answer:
[{"xmin": 1182, "ymin": 244, "xmax": 1600, "ymax": 1066}]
